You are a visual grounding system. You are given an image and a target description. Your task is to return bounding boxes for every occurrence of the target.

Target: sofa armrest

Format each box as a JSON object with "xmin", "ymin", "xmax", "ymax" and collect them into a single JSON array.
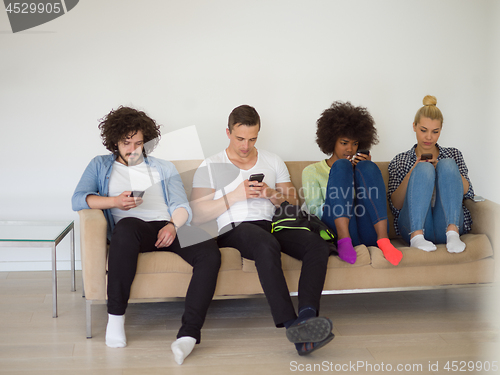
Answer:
[
  {"xmin": 464, "ymin": 199, "xmax": 500, "ymax": 278},
  {"xmin": 78, "ymin": 209, "xmax": 108, "ymax": 301}
]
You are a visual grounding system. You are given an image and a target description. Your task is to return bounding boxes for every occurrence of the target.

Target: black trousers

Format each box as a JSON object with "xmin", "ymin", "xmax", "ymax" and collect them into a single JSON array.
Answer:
[
  {"xmin": 107, "ymin": 218, "xmax": 221, "ymax": 344},
  {"xmin": 217, "ymin": 220, "xmax": 331, "ymax": 327}
]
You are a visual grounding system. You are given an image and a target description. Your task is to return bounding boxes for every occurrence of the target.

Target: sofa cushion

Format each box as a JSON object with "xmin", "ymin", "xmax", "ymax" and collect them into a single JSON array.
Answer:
[
  {"xmin": 136, "ymin": 252, "xmax": 193, "ymax": 274},
  {"xmin": 241, "ymin": 244, "xmax": 371, "ymax": 272},
  {"xmin": 135, "ymin": 246, "xmax": 243, "ymax": 274},
  {"xmin": 219, "ymin": 247, "xmax": 246, "ymax": 270},
  {"xmin": 369, "ymin": 233, "xmax": 493, "ymax": 269}
]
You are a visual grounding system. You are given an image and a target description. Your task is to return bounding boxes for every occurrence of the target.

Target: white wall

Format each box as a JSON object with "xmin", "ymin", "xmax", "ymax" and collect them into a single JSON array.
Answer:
[{"xmin": 0, "ymin": 0, "xmax": 498, "ymax": 271}]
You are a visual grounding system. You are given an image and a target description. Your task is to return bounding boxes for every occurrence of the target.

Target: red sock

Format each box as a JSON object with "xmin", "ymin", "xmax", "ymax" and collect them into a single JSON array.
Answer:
[{"xmin": 377, "ymin": 238, "xmax": 403, "ymax": 266}]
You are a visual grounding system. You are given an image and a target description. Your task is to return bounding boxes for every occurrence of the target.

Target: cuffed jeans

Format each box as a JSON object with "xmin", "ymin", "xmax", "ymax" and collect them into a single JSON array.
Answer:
[
  {"xmin": 397, "ymin": 158, "xmax": 464, "ymax": 245},
  {"xmin": 321, "ymin": 159, "xmax": 389, "ymax": 247},
  {"xmin": 217, "ymin": 220, "xmax": 331, "ymax": 327},
  {"xmin": 107, "ymin": 218, "xmax": 221, "ymax": 344}
]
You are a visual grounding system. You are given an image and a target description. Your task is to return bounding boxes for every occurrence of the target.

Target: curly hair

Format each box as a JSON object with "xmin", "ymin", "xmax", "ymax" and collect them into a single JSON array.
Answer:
[
  {"xmin": 316, "ymin": 101, "xmax": 379, "ymax": 155},
  {"xmin": 98, "ymin": 106, "xmax": 161, "ymax": 157}
]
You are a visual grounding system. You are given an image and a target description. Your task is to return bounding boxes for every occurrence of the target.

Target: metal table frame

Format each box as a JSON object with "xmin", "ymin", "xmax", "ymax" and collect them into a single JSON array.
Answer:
[{"xmin": 0, "ymin": 221, "xmax": 76, "ymax": 317}]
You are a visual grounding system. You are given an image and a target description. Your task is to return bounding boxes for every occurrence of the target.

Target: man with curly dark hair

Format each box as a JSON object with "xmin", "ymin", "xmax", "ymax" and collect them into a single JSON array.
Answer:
[
  {"xmin": 97, "ymin": 106, "xmax": 162, "ymax": 164},
  {"xmin": 71, "ymin": 106, "xmax": 221, "ymax": 365},
  {"xmin": 302, "ymin": 101, "xmax": 403, "ymax": 266}
]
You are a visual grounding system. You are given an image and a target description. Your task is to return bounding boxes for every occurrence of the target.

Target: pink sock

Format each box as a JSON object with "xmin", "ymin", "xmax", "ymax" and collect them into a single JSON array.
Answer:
[
  {"xmin": 337, "ymin": 238, "xmax": 357, "ymax": 264},
  {"xmin": 377, "ymin": 238, "xmax": 403, "ymax": 266}
]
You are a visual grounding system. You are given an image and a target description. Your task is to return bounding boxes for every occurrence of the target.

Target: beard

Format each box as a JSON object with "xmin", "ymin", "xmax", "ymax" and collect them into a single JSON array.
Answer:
[{"xmin": 117, "ymin": 150, "xmax": 144, "ymax": 166}]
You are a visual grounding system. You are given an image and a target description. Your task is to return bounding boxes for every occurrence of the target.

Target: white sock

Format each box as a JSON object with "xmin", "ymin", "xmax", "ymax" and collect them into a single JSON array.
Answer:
[
  {"xmin": 171, "ymin": 336, "xmax": 196, "ymax": 365},
  {"xmin": 446, "ymin": 231, "xmax": 466, "ymax": 253},
  {"xmin": 410, "ymin": 234, "xmax": 437, "ymax": 252},
  {"xmin": 105, "ymin": 314, "xmax": 127, "ymax": 348}
]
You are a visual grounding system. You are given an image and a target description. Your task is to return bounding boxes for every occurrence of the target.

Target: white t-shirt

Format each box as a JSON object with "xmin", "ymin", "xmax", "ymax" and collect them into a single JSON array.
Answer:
[
  {"xmin": 192, "ymin": 149, "xmax": 291, "ymax": 231},
  {"xmin": 109, "ymin": 161, "xmax": 170, "ymax": 223}
]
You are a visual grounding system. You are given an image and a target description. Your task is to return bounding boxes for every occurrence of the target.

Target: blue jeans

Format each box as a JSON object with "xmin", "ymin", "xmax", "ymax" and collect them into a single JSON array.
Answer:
[
  {"xmin": 321, "ymin": 159, "xmax": 388, "ymax": 247},
  {"xmin": 397, "ymin": 159, "xmax": 465, "ymax": 245}
]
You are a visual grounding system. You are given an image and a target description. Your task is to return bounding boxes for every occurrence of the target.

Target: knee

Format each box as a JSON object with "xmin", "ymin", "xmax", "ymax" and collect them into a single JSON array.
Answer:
[
  {"xmin": 205, "ymin": 243, "xmax": 222, "ymax": 268},
  {"xmin": 308, "ymin": 246, "xmax": 330, "ymax": 267},
  {"xmin": 314, "ymin": 240, "xmax": 331, "ymax": 260},
  {"xmin": 190, "ymin": 236, "xmax": 221, "ymax": 268},
  {"xmin": 354, "ymin": 160, "xmax": 383, "ymax": 185},
  {"xmin": 436, "ymin": 158, "xmax": 459, "ymax": 176},
  {"xmin": 303, "ymin": 236, "xmax": 331, "ymax": 262},
  {"xmin": 255, "ymin": 238, "xmax": 282, "ymax": 262},
  {"xmin": 109, "ymin": 218, "xmax": 143, "ymax": 258},
  {"xmin": 412, "ymin": 161, "xmax": 435, "ymax": 181},
  {"xmin": 197, "ymin": 252, "xmax": 221, "ymax": 273},
  {"xmin": 331, "ymin": 158, "xmax": 353, "ymax": 176},
  {"xmin": 355, "ymin": 160, "xmax": 377, "ymax": 173}
]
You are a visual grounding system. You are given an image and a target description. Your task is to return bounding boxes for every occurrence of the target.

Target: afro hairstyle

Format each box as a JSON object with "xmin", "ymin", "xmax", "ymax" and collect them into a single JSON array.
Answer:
[{"xmin": 316, "ymin": 101, "xmax": 379, "ymax": 155}]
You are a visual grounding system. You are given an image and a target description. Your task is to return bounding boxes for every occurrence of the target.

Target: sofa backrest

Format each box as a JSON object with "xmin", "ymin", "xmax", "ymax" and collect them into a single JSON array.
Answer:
[{"xmin": 171, "ymin": 159, "xmax": 397, "ymax": 239}]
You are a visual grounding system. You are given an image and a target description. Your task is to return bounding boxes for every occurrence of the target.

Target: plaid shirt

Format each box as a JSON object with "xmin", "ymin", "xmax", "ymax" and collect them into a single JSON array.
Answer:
[{"xmin": 387, "ymin": 144, "xmax": 474, "ymax": 236}]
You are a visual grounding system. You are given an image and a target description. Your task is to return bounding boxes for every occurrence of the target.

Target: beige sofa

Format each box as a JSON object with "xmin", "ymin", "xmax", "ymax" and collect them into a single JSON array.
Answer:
[{"xmin": 79, "ymin": 160, "xmax": 499, "ymax": 338}]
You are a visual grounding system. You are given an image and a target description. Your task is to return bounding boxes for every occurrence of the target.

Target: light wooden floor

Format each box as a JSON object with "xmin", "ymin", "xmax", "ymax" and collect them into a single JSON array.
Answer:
[{"xmin": 0, "ymin": 271, "xmax": 499, "ymax": 375}]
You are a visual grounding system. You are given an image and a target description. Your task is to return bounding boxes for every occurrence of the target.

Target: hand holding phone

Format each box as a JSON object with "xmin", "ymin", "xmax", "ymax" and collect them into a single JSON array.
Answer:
[
  {"xmin": 351, "ymin": 149, "xmax": 370, "ymax": 165},
  {"xmin": 130, "ymin": 190, "xmax": 145, "ymax": 198},
  {"xmin": 115, "ymin": 191, "xmax": 142, "ymax": 211},
  {"xmin": 249, "ymin": 173, "xmax": 264, "ymax": 187},
  {"xmin": 420, "ymin": 153, "xmax": 433, "ymax": 161}
]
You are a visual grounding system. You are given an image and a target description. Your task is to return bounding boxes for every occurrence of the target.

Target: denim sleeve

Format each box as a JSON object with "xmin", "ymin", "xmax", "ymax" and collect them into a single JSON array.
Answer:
[
  {"xmin": 162, "ymin": 162, "xmax": 193, "ymax": 225},
  {"xmin": 71, "ymin": 158, "xmax": 101, "ymax": 211}
]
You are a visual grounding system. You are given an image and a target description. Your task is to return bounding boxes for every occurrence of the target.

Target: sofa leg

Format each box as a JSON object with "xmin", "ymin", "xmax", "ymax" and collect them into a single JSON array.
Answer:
[{"xmin": 86, "ymin": 299, "xmax": 92, "ymax": 339}]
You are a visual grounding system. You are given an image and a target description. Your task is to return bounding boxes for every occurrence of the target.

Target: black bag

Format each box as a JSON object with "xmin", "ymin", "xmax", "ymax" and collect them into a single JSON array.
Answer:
[{"xmin": 271, "ymin": 202, "xmax": 337, "ymax": 253}]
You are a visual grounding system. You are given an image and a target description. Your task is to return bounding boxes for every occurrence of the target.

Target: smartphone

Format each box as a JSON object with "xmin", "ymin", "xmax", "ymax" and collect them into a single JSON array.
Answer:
[
  {"xmin": 249, "ymin": 173, "xmax": 264, "ymax": 182},
  {"xmin": 421, "ymin": 153, "xmax": 433, "ymax": 161},
  {"xmin": 350, "ymin": 149, "xmax": 369, "ymax": 165},
  {"xmin": 130, "ymin": 190, "xmax": 145, "ymax": 198},
  {"xmin": 249, "ymin": 173, "xmax": 264, "ymax": 187}
]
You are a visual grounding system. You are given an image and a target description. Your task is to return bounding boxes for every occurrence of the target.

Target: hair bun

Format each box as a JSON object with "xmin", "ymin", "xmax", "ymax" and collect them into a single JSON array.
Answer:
[{"xmin": 423, "ymin": 95, "xmax": 437, "ymax": 106}]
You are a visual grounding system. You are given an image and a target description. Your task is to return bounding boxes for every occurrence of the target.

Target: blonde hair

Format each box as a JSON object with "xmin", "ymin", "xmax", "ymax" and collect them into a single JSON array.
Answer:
[{"xmin": 414, "ymin": 95, "xmax": 443, "ymax": 126}]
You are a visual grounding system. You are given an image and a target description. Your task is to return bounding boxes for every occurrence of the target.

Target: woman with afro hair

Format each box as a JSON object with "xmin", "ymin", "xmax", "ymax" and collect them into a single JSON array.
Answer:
[{"xmin": 302, "ymin": 101, "xmax": 403, "ymax": 266}]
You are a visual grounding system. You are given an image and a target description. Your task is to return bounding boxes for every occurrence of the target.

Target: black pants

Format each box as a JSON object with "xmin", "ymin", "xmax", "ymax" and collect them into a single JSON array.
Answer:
[
  {"xmin": 217, "ymin": 220, "xmax": 331, "ymax": 327},
  {"xmin": 107, "ymin": 218, "xmax": 221, "ymax": 344}
]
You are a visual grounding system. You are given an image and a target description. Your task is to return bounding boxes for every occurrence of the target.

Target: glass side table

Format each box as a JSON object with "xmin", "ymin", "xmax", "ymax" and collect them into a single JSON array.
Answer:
[{"xmin": 0, "ymin": 220, "xmax": 75, "ymax": 318}]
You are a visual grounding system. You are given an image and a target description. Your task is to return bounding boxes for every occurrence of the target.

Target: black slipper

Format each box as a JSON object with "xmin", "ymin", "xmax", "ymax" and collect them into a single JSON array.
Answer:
[
  {"xmin": 286, "ymin": 316, "xmax": 333, "ymax": 343},
  {"xmin": 297, "ymin": 332, "xmax": 335, "ymax": 356}
]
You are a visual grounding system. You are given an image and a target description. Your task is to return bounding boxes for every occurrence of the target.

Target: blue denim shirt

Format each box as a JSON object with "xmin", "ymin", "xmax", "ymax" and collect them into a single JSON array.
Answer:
[{"xmin": 71, "ymin": 154, "xmax": 192, "ymax": 240}]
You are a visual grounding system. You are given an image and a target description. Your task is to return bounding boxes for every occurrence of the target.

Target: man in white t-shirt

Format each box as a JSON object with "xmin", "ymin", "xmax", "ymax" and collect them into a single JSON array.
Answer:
[
  {"xmin": 72, "ymin": 106, "xmax": 221, "ymax": 365},
  {"xmin": 191, "ymin": 105, "xmax": 334, "ymax": 355}
]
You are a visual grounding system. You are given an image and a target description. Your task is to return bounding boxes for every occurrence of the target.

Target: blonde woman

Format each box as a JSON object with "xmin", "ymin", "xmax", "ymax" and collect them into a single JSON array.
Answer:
[{"xmin": 388, "ymin": 96, "xmax": 474, "ymax": 253}]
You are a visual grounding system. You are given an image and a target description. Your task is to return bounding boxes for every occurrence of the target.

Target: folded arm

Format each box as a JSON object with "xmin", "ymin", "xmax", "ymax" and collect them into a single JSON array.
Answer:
[{"xmin": 86, "ymin": 192, "xmax": 142, "ymax": 211}]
